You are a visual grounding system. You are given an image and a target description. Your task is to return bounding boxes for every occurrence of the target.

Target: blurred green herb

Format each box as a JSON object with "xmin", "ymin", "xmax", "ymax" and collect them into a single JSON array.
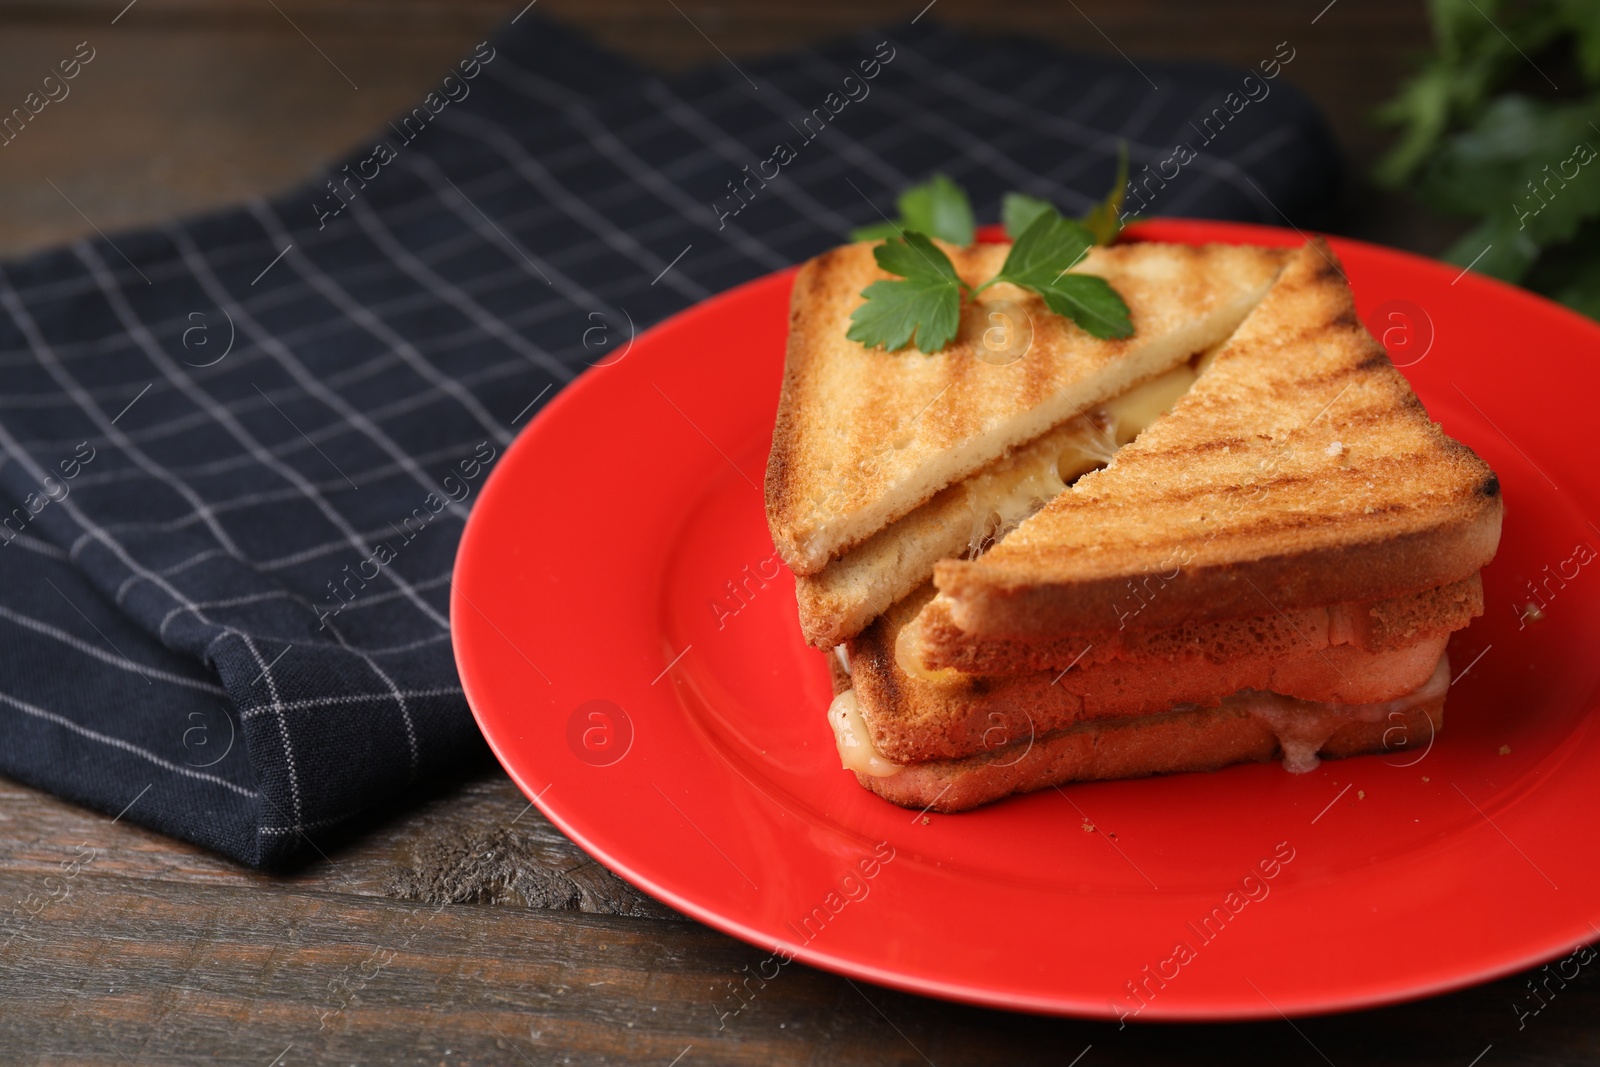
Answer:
[
  {"xmin": 1375, "ymin": 0, "xmax": 1600, "ymax": 317},
  {"xmin": 1079, "ymin": 142, "xmax": 1131, "ymax": 245},
  {"xmin": 850, "ymin": 173, "xmax": 975, "ymax": 245},
  {"xmin": 1001, "ymin": 191, "xmax": 1057, "ymax": 240}
]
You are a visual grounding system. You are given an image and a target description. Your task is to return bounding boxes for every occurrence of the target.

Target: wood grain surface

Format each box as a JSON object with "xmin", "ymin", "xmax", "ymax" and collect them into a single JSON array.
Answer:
[
  {"xmin": 2, "ymin": 771, "xmax": 1598, "ymax": 1065},
  {"xmin": 0, "ymin": 1, "xmax": 1583, "ymax": 1063}
]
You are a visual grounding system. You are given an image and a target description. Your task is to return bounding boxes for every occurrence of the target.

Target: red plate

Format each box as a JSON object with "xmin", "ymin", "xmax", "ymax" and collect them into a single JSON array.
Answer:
[{"xmin": 453, "ymin": 218, "xmax": 1600, "ymax": 1019}]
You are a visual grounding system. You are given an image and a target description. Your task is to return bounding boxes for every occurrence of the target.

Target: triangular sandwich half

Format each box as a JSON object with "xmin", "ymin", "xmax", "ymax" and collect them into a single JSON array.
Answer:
[
  {"xmin": 766, "ymin": 239, "xmax": 1290, "ymax": 646},
  {"xmin": 930, "ymin": 240, "xmax": 1502, "ymax": 638},
  {"xmin": 828, "ymin": 240, "xmax": 1502, "ymax": 811}
]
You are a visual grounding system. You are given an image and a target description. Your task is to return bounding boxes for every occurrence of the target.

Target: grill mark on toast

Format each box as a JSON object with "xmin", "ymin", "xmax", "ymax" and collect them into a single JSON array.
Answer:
[
  {"xmin": 1354, "ymin": 350, "xmax": 1395, "ymax": 373},
  {"xmin": 851, "ymin": 351, "xmax": 893, "ymax": 472},
  {"xmin": 1262, "ymin": 355, "xmax": 1393, "ymax": 396},
  {"xmin": 1110, "ymin": 436, "xmax": 1252, "ymax": 462},
  {"xmin": 1099, "ymin": 407, "xmax": 1441, "ymax": 477},
  {"xmin": 938, "ymin": 335, "xmax": 978, "ymax": 449},
  {"xmin": 1310, "ymin": 252, "xmax": 1348, "ymax": 284},
  {"xmin": 1022, "ymin": 308, "xmax": 1055, "ymax": 408},
  {"xmin": 866, "ymin": 633, "xmax": 902, "ymax": 713},
  {"xmin": 1115, "ymin": 452, "xmax": 1473, "ymax": 505},
  {"xmin": 804, "ymin": 247, "xmax": 844, "ymax": 301},
  {"xmin": 768, "ymin": 242, "xmax": 1292, "ymax": 570}
]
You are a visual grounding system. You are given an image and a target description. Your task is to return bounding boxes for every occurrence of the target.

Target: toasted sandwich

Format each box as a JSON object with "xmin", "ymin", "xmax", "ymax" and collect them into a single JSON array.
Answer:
[
  {"xmin": 766, "ymin": 235, "xmax": 1502, "ymax": 812},
  {"xmin": 766, "ymin": 239, "xmax": 1291, "ymax": 647}
]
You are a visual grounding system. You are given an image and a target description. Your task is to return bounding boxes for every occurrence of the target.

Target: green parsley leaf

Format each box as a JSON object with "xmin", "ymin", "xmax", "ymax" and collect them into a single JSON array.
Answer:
[
  {"xmin": 848, "ymin": 176, "xmax": 1137, "ymax": 351},
  {"xmin": 992, "ymin": 210, "xmax": 1095, "ymax": 285},
  {"xmin": 1002, "ymin": 193, "xmax": 1054, "ymax": 241},
  {"xmin": 849, "ymin": 174, "xmax": 974, "ymax": 245},
  {"xmin": 846, "ymin": 232, "xmax": 964, "ymax": 353},
  {"xmin": 1080, "ymin": 142, "xmax": 1129, "ymax": 245},
  {"xmin": 898, "ymin": 173, "xmax": 974, "ymax": 246},
  {"xmin": 870, "ymin": 230, "xmax": 961, "ymax": 282},
  {"xmin": 848, "ymin": 220, "xmax": 906, "ymax": 242},
  {"xmin": 1028, "ymin": 273, "xmax": 1134, "ymax": 341},
  {"xmin": 988, "ymin": 211, "xmax": 1132, "ymax": 339}
]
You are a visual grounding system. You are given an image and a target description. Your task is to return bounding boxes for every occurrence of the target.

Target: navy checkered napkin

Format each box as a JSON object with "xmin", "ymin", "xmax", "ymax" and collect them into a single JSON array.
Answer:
[{"xmin": 0, "ymin": 16, "xmax": 1340, "ymax": 867}]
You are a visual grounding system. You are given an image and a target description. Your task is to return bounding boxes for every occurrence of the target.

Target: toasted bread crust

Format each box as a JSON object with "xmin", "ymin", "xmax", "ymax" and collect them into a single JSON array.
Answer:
[
  {"xmin": 766, "ymin": 241, "xmax": 1289, "ymax": 575},
  {"xmin": 933, "ymin": 241, "xmax": 1504, "ymax": 635},
  {"xmin": 793, "ymin": 414, "xmax": 1113, "ymax": 647},
  {"xmin": 855, "ymin": 694, "xmax": 1444, "ymax": 813},
  {"xmin": 848, "ymin": 584, "xmax": 1457, "ymax": 763},
  {"xmin": 912, "ymin": 574, "xmax": 1483, "ymax": 674}
]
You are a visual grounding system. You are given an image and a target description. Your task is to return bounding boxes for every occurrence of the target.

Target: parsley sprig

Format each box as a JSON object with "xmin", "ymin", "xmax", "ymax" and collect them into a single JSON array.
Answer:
[
  {"xmin": 973, "ymin": 212, "xmax": 1132, "ymax": 338},
  {"xmin": 844, "ymin": 233, "xmax": 965, "ymax": 353},
  {"xmin": 845, "ymin": 167, "xmax": 1133, "ymax": 353}
]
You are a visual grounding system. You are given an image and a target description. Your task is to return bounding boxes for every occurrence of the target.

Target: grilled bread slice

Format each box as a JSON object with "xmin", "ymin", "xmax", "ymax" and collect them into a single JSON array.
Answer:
[
  {"xmin": 766, "ymin": 241, "xmax": 1290, "ymax": 576},
  {"xmin": 933, "ymin": 240, "xmax": 1503, "ymax": 637},
  {"xmin": 842, "ymin": 683, "xmax": 1446, "ymax": 814},
  {"xmin": 908, "ymin": 573, "xmax": 1484, "ymax": 675},
  {"xmin": 792, "ymin": 411, "xmax": 1115, "ymax": 648},
  {"xmin": 793, "ymin": 362, "xmax": 1204, "ymax": 648},
  {"xmin": 844, "ymin": 582, "xmax": 1467, "ymax": 765}
]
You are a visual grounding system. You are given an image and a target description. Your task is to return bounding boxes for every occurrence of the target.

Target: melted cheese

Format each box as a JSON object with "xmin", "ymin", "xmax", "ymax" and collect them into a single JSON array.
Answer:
[
  {"xmin": 827, "ymin": 689, "xmax": 903, "ymax": 777},
  {"xmin": 1101, "ymin": 363, "xmax": 1198, "ymax": 446},
  {"xmin": 1232, "ymin": 654, "xmax": 1450, "ymax": 773},
  {"xmin": 952, "ymin": 363, "xmax": 1196, "ymax": 561},
  {"xmin": 833, "ymin": 364, "xmax": 1233, "ymax": 771},
  {"xmin": 897, "ymin": 365, "xmax": 1198, "ymax": 679},
  {"xmin": 960, "ymin": 461, "xmax": 1066, "ymax": 558},
  {"xmin": 895, "ymin": 617, "xmax": 964, "ymax": 685},
  {"xmin": 1193, "ymin": 339, "xmax": 1227, "ymax": 377}
]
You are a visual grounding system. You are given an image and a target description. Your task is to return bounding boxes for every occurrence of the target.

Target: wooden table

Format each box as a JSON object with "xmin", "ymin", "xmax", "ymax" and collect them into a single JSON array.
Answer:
[
  {"xmin": 0, "ymin": 2, "xmax": 1590, "ymax": 1063},
  {"xmin": 4, "ymin": 769, "xmax": 1598, "ymax": 1065}
]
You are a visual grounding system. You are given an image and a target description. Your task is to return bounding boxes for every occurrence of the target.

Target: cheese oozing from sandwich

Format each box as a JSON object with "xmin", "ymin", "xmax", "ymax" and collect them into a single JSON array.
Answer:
[
  {"xmin": 883, "ymin": 367, "xmax": 1204, "ymax": 683},
  {"xmin": 828, "ymin": 688, "xmax": 904, "ymax": 778},
  {"xmin": 1233, "ymin": 652, "xmax": 1449, "ymax": 772},
  {"xmin": 827, "ymin": 652, "xmax": 1449, "ymax": 779},
  {"xmin": 957, "ymin": 362, "xmax": 1200, "ymax": 558}
]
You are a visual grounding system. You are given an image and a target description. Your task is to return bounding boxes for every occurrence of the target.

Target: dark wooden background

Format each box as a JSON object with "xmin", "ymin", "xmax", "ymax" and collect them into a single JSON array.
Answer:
[{"xmin": 1, "ymin": 2, "xmax": 1593, "ymax": 1064}]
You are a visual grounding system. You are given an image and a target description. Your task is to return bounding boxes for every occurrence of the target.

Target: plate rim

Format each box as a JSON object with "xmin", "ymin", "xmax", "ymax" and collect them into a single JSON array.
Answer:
[{"xmin": 453, "ymin": 218, "xmax": 1600, "ymax": 1020}]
